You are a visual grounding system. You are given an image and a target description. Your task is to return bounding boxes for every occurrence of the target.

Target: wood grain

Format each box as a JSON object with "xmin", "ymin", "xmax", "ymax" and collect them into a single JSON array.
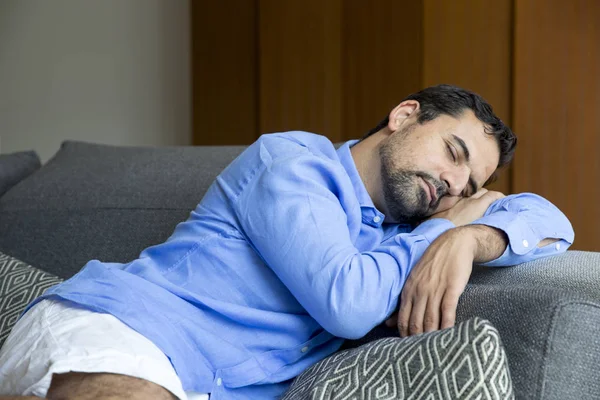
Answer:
[
  {"xmin": 342, "ymin": 0, "xmax": 423, "ymax": 140},
  {"xmin": 258, "ymin": 0, "xmax": 343, "ymax": 141},
  {"xmin": 191, "ymin": 0, "xmax": 258, "ymax": 145},
  {"xmin": 422, "ymin": 0, "xmax": 513, "ymax": 194},
  {"xmin": 513, "ymin": 0, "xmax": 600, "ymax": 250}
]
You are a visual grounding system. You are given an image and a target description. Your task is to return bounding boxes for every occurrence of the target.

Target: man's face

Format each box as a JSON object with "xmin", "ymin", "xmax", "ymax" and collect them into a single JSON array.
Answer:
[{"xmin": 379, "ymin": 110, "xmax": 500, "ymax": 224}]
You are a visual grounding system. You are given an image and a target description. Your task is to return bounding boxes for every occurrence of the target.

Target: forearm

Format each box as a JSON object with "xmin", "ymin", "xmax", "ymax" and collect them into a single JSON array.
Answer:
[
  {"xmin": 456, "ymin": 224, "xmax": 508, "ymax": 263},
  {"xmin": 469, "ymin": 193, "xmax": 574, "ymax": 266}
]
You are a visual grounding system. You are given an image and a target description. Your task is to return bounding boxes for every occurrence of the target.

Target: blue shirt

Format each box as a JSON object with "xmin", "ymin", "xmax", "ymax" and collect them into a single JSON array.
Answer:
[{"xmin": 24, "ymin": 131, "xmax": 574, "ymax": 399}]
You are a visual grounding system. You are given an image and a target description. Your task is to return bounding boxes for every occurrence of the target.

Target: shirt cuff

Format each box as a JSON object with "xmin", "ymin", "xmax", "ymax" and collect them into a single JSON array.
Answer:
[
  {"xmin": 410, "ymin": 218, "xmax": 456, "ymax": 244},
  {"xmin": 470, "ymin": 210, "xmax": 538, "ymax": 255}
]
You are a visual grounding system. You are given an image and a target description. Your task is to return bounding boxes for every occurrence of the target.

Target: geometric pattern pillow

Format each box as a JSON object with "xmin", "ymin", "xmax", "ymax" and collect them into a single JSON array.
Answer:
[
  {"xmin": 282, "ymin": 317, "xmax": 514, "ymax": 400},
  {"xmin": 0, "ymin": 252, "xmax": 63, "ymax": 348}
]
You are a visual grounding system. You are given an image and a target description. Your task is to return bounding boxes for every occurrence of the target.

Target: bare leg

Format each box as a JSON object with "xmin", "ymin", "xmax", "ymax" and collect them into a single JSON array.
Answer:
[
  {"xmin": 45, "ymin": 372, "xmax": 178, "ymax": 400},
  {"xmin": 0, "ymin": 397, "xmax": 42, "ymax": 399}
]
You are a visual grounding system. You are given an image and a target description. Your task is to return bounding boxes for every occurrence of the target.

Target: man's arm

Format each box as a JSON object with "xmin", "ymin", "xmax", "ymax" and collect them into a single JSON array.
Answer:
[
  {"xmin": 469, "ymin": 193, "xmax": 574, "ymax": 266},
  {"xmin": 386, "ymin": 225, "xmax": 500, "ymax": 337},
  {"xmin": 389, "ymin": 192, "xmax": 574, "ymax": 336},
  {"xmin": 469, "ymin": 224, "xmax": 508, "ymax": 262},
  {"xmin": 470, "ymin": 223, "xmax": 557, "ymax": 263},
  {"xmin": 235, "ymin": 151, "xmax": 456, "ymax": 339}
]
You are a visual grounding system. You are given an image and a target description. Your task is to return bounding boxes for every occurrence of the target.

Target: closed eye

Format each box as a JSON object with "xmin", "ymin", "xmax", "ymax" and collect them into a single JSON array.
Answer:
[
  {"xmin": 446, "ymin": 142, "xmax": 472, "ymax": 197},
  {"xmin": 446, "ymin": 142, "xmax": 457, "ymax": 162}
]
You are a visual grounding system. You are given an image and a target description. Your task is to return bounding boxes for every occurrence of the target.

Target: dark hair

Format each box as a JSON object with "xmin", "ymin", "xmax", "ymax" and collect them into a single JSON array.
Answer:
[{"xmin": 364, "ymin": 84, "xmax": 517, "ymax": 182}]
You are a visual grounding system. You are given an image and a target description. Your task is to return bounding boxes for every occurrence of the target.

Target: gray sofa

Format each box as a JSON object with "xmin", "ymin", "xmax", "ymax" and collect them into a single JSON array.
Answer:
[{"xmin": 0, "ymin": 141, "xmax": 598, "ymax": 399}]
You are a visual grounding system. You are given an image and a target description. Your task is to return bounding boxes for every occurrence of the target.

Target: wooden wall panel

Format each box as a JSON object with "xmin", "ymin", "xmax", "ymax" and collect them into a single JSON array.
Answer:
[
  {"xmin": 513, "ymin": 0, "xmax": 600, "ymax": 251},
  {"xmin": 191, "ymin": 1, "xmax": 258, "ymax": 145},
  {"xmin": 422, "ymin": 0, "xmax": 513, "ymax": 194},
  {"xmin": 258, "ymin": 0, "xmax": 343, "ymax": 142},
  {"xmin": 342, "ymin": 1, "xmax": 423, "ymax": 140}
]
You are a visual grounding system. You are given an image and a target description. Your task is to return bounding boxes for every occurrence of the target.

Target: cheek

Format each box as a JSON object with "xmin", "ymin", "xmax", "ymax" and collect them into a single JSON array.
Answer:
[{"xmin": 434, "ymin": 196, "xmax": 461, "ymax": 213}]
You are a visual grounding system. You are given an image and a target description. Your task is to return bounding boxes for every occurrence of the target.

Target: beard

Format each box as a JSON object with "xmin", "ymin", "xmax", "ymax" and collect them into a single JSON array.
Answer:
[{"xmin": 379, "ymin": 132, "xmax": 446, "ymax": 224}]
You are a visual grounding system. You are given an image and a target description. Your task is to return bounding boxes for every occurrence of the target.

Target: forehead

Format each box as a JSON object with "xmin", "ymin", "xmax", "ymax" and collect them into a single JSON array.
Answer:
[{"xmin": 434, "ymin": 110, "xmax": 500, "ymax": 184}]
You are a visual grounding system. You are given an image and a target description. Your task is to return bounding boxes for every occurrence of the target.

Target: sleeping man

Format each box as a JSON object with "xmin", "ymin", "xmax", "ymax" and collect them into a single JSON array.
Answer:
[{"xmin": 0, "ymin": 85, "xmax": 573, "ymax": 400}]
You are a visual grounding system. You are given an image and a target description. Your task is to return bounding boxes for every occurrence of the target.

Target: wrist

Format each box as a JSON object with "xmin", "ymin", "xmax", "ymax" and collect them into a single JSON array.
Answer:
[
  {"xmin": 447, "ymin": 226, "xmax": 479, "ymax": 257},
  {"xmin": 453, "ymin": 225, "xmax": 508, "ymax": 263}
]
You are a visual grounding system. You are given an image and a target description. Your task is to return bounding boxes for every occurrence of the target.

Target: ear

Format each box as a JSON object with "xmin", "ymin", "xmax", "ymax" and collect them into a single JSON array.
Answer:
[{"xmin": 388, "ymin": 100, "xmax": 420, "ymax": 132}]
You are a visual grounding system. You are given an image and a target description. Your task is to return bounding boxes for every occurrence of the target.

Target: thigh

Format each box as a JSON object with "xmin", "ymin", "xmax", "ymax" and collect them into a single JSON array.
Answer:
[
  {"xmin": 0, "ymin": 299, "xmax": 187, "ymax": 399},
  {"xmin": 47, "ymin": 372, "xmax": 176, "ymax": 400}
]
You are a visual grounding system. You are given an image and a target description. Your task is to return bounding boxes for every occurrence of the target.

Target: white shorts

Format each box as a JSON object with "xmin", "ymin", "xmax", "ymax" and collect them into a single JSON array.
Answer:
[{"xmin": 0, "ymin": 298, "xmax": 209, "ymax": 400}]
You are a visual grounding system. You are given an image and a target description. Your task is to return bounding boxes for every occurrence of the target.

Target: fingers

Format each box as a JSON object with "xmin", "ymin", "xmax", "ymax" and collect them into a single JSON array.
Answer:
[
  {"xmin": 473, "ymin": 191, "xmax": 504, "ymax": 212},
  {"xmin": 470, "ymin": 188, "xmax": 488, "ymax": 199},
  {"xmin": 483, "ymin": 190, "xmax": 505, "ymax": 200},
  {"xmin": 399, "ymin": 291, "xmax": 461, "ymax": 336},
  {"xmin": 385, "ymin": 314, "xmax": 398, "ymax": 327},
  {"xmin": 423, "ymin": 295, "xmax": 441, "ymax": 333},
  {"xmin": 471, "ymin": 189, "xmax": 506, "ymax": 203},
  {"xmin": 397, "ymin": 298, "xmax": 412, "ymax": 338},
  {"xmin": 467, "ymin": 190, "xmax": 505, "ymax": 217},
  {"xmin": 408, "ymin": 296, "xmax": 427, "ymax": 336},
  {"xmin": 440, "ymin": 289, "xmax": 460, "ymax": 330},
  {"xmin": 400, "ymin": 295, "xmax": 442, "ymax": 336}
]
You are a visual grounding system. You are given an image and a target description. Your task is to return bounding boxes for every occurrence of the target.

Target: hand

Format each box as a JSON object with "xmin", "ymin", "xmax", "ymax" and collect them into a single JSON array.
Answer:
[
  {"xmin": 430, "ymin": 189, "xmax": 505, "ymax": 226},
  {"xmin": 385, "ymin": 227, "xmax": 477, "ymax": 337},
  {"xmin": 385, "ymin": 225, "xmax": 508, "ymax": 337}
]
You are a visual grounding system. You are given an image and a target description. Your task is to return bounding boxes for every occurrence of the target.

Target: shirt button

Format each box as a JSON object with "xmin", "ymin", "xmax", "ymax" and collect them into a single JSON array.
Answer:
[
  {"xmin": 301, "ymin": 346, "xmax": 309, "ymax": 353},
  {"xmin": 216, "ymin": 378, "xmax": 222, "ymax": 386},
  {"xmin": 555, "ymin": 243, "xmax": 561, "ymax": 250},
  {"xmin": 522, "ymin": 239, "xmax": 529, "ymax": 248},
  {"xmin": 373, "ymin": 216, "xmax": 382, "ymax": 223}
]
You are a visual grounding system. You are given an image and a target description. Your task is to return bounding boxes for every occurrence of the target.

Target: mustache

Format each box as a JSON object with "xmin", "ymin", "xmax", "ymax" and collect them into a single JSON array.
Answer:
[{"xmin": 415, "ymin": 172, "xmax": 446, "ymax": 208}]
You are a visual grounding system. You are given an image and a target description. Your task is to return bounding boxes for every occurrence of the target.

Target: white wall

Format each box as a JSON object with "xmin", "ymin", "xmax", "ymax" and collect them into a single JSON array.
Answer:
[{"xmin": 0, "ymin": 0, "xmax": 191, "ymax": 162}]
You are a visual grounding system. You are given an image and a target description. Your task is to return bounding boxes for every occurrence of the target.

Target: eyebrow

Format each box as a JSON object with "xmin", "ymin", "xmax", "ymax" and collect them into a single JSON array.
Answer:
[
  {"xmin": 451, "ymin": 134, "xmax": 478, "ymax": 194},
  {"xmin": 452, "ymin": 134, "xmax": 470, "ymax": 162}
]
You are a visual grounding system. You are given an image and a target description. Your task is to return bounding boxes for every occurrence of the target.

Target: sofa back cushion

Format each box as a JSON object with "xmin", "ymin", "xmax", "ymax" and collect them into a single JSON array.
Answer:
[
  {"xmin": 0, "ymin": 151, "xmax": 41, "ymax": 198},
  {"xmin": 0, "ymin": 141, "xmax": 246, "ymax": 278}
]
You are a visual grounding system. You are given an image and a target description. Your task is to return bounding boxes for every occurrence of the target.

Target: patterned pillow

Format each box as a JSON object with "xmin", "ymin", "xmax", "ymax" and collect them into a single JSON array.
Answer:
[
  {"xmin": 283, "ymin": 318, "xmax": 513, "ymax": 400},
  {"xmin": 0, "ymin": 252, "xmax": 63, "ymax": 348}
]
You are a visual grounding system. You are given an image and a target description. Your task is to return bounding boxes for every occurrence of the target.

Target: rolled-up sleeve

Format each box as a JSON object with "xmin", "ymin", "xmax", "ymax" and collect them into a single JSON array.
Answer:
[
  {"xmin": 235, "ymin": 148, "xmax": 455, "ymax": 339},
  {"xmin": 469, "ymin": 193, "xmax": 574, "ymax": 266}
]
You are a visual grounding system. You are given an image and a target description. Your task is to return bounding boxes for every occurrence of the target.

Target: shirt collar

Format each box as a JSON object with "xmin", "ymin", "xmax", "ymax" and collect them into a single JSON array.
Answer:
[{"xmin": 337, "ymin": 140, "xmax": 380, "ymax": 210}]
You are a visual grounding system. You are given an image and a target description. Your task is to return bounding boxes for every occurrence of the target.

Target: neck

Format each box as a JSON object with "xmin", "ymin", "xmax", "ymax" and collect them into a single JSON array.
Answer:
[{"xmin": 350, "ymin": 132, "xmax": 388, "ymax": 215}]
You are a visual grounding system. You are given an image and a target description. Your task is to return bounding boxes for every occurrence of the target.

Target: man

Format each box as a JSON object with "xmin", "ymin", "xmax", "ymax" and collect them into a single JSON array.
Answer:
[{"xmin": 0, "ymin": 85, "xmax": 573, "ymax": 399}]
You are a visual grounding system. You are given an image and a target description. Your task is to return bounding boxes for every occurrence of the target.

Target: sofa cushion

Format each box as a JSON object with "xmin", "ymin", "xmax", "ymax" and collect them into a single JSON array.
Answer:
[
  {"xmin": 0, "ymin": 252, "xmax": 63, "ymax": 348},
  {"xmin": 459, "ymin": 251, "xmax": 600, "ymax": 400},
  {"xmin": 0, "ymin": 141, "xmax": 246, "ymax": 278},
  {"xmin": 0, "ymin": 151, "xmax": 41, "ymax": 198},
  {"xmin": 345, "ymin": 251, "xmax": 600, "ymax": 400},
  {"xmin": 283, "ymin": 317, "xmax": 513, "ymax": 400}
]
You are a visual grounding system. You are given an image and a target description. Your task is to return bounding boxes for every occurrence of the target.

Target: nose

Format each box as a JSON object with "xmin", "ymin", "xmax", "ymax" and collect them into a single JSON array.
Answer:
[{"xmin": 440, "ymin": 167, "xmax": 470, "ymax": 197}]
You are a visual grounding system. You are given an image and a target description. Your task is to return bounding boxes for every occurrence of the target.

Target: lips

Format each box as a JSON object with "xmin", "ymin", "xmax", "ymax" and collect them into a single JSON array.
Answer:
[{"xmin": 422, "ymin": 178, "xmax": 437, "ymax": 207}]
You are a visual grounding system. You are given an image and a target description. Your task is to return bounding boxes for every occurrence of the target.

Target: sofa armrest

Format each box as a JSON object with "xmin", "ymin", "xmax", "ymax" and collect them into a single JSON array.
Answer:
[{"xmin": 345, "ymin": 251, "xmax": 600, "ymax": 400}]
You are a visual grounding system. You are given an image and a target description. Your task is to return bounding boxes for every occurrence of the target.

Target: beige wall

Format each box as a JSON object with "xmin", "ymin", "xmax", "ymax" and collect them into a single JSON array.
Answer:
[{"xmin": 0, "ymin": 0, "xmax": 190, "ymax": 162}]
